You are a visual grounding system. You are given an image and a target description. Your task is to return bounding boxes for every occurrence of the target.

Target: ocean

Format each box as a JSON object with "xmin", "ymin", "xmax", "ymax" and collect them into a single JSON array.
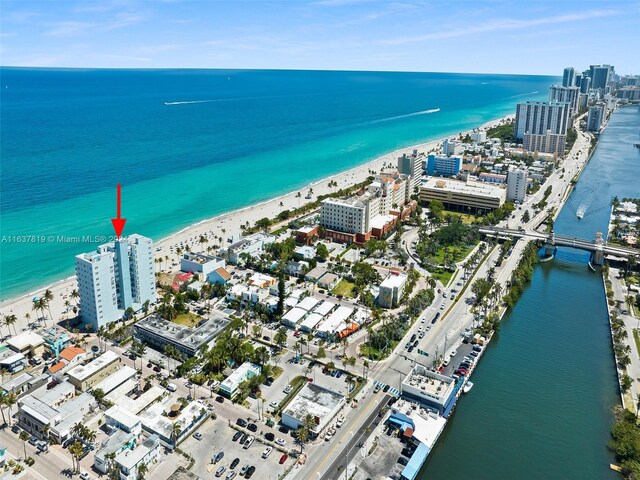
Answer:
[{"xmin": 0, "ymin": 68, "xmax": 554, "ymax": 300}]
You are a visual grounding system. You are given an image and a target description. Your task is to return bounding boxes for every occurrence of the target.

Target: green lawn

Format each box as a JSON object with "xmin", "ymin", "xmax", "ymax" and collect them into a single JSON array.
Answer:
[
  {"xmin": 432, "ymin": 269, "xmax": 454, "ymax": 286},
  {"xmin": 633, "ymin": 329, "xmax": 640, "ymax": 359},
  {"xmin": 173, "ymin": 312, "xmax": 202, "ymax": 327},
  {"xmin": 443, "ymin": 209, "xmax": 477, "ymax": 224},
  {"xmin": 332, "ymin": 279, "xmax": 356, "ymax": 298},
  {"xmin": 360, "ymin": 340, "xmax": 399, "ymax": 361},
  {"xmin": 432, "ymin": 243, "xmax": 477, "ymax": 266}
]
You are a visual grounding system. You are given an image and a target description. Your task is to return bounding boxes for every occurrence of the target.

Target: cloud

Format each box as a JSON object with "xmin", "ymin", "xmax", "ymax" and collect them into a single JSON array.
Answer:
[
  {"xmin": 45, "ymin": 21, "xmax": 97, "ymax": 37},
  {"xmin": 378, "ymin": 9, "xmax": 622, "ymax": 46}
]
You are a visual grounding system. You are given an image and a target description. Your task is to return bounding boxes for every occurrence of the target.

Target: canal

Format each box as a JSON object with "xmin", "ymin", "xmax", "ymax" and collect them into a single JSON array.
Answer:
[{"xmin": 418, "ymin": 106, "xmax": 640, "ymax": 480}]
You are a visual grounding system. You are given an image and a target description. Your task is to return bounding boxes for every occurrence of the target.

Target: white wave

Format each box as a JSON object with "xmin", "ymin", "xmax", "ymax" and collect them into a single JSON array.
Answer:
[
  {"xmin": 369, "ymin": 108, "xmax": 440, "ymax": 125},
  {"xmin": 508, "ymin": 91, "xmax": 539, "ymax": 99}
]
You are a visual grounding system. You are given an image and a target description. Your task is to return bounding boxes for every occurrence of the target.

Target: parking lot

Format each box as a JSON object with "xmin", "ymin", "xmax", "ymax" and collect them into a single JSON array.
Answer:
[{"xmin": 184, "ymin": 416, "xmax": 291, "ymax": 480}]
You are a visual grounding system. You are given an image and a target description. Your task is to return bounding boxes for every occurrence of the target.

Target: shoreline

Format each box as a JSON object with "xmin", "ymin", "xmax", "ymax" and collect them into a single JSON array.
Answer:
[{"xmin": 0, "ymin": 114, "xmax": 513, "ymax": 322}]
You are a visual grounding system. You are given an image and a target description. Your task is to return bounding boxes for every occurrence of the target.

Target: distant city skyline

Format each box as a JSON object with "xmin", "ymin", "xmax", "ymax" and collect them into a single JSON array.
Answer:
[{"xmin": 1, "ymin": 1, "xmax": 639, "ymax": 74}]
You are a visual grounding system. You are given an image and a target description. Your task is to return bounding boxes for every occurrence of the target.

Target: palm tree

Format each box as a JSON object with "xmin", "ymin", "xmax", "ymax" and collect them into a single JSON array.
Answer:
[
  {"xmin": 4, "ymin": 314, "xmax": 18, "ymax": 336},
  {"xmin": 69, "ymin": 441, "xmax": 84, "ymax": 473},
  {"xmin": 19, "ymin": 431, "xmax": 30, "ymax": 459},
  {"xmin": 171, "ymin": 422, "xmax": 182, "ymax": 447},
  {"xmin": 43, "ymin": 289, "xmax": 54, "ymax": 322},
  {"xmin": 137, "ymin": 462, "xmax": 149, "ymax": 480},
  {"xmin": 295, "ymin": 426, "xmax": 309, "ymax": 453},
  {"xmin": 4, "ymin": 393, "xmax": 17, "ymax": 425}
]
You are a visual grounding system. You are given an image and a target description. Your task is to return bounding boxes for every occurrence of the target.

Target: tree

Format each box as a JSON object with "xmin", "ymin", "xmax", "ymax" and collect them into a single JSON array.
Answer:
[
  {"xmin": 316, "ymin": 347, "xmax": 326, "ymax": 360},
  {"xmin": 69, "ymin": 441, "xmax": 84, "ymax": 473},
  {"xmin": 255, "ymin": 217, "xmax": 272, "ymax": 232},
  {"xmin": 4, "ymin": 392, "xmax": 17, "ymax": 426},
  {"xmin": 19, "ymin": 430, "xmax": 30, "ymax": 459},
  {"xmin": 92, "ymin": 388, "xmax": 106, "ymax": 405},
  {"xmin": 171, "ymin": 422, "xmax": 182, "ymax": 447},
  {"xmin": 621, "ymin": 373, "xmax": 634, "ymax": 393},
  {"xmin": 4, "ymin": 314, "xmax": 18, "ymax": 336},
  {"xmin": 137, "ymin": 462, "xmax": 149, "ymax": 480},
  {"xmin": 277, "ymin": 274, "xmax": 286, "ymax": 316},
  {"xmin": 315, "ymin": 243, "xmax": 329, "ymax": 262},
  {"xmin": 295, "ymin": 426, "xmax": 309, "ymax": 453},
  {"xmin": 274, "ymin": 327, "xmax": 288, "ymax": 350}
]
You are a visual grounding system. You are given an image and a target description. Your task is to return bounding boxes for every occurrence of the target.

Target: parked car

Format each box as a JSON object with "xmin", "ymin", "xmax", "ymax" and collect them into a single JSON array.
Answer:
[
  {"xmin": 232, "ymin": 431, "xmax": 243, "ymax": 442},
  {"xmin": 240, "ymin": 465, "xmax": 250, "ymax": 476},
  {"xmin": 245, "ymin": 466, "xmax": 256, "ymax": 478},
  {"xmin": 247, "ymin": 423, "xmax": 258, "ymax": 433},
  {"xmin": 336, "ymin": 417, "xmax": 345, "ymax": 428},
  {"xmin": 37, "ymin": 441, "xmax": 49, "ymax": 453},
  {"xmin": 230, "ymin": 458, "xmax": 240, "ymax": 469},
  {"xmin": 398, "ymin": 457, "xmax": 409, "ymax": 466},
  {"xmin": 262, "ymin": 447, "xmax": 273, "ymax": 459},
  {"xmin": 215, "ymin": 466, "xmax": 226, "ymax": 477},
  {"xmin": 193, "ymin": 432, "xmax": 203, "ymax": 440},
  {"xmin": 226, "ymin": 471, "xmax": 237, "ymax": 480},
  {"xmin": 283, "ymin": 385, "xmax": 293, "ymax": 394},
  {"xmin": 262, "ymin": 336, "xmax": 271, "ymax": 341},
  {"xmin": 373, "ymin": 384, "xmax": 381, "ymax": 394},
  {"xmin": 90, "ymin": 345, "xmax": 99, "ymax": 353},
  {"xmin": 275, "ymin": 438, "xmax": 286, "ymax": 446},
  {"xmin": 243, "ymin": 436, "xmax": 254, "ymax": 449},
  {"xmin": 410, "ymin": 334, "xmax": 417, "ymax": 342},
  {"xmin": 336, "ymin": 370, "xmax": 343, "ymax": 378},
  {"xmin": 11, "ymin": 424, "xmax": 20, "ymax": 434},
  {"xmin": 265, "ymin": 432, "xmax": 275, "ymax": 441},
  {"xmin": 216, "ymin": 395, "xmax": 225, "ymax": 403},
  {"xmin": 269, "ymin": 401, "xmax": 278, "ymax": 409},
  {"xmin": 166, "ymin": 383, "xmax": 177, "ymax": 392},
  {"xmin": 450, "ymin": 349, "xmax": 458, "ymax": 357},
  {"xmin": 279, "ymin": 454, "xmax": 288, "ymax": 465},
  {"xmin": 236, "ymin": 418, "xmax": 248, "ymax": 428},
  {"xmin": 79, "ymin": 473, "xmax": 90, "ymax": 480},
  {"xmin": 214, "ymin": 451, "xmax": 225, "ymax": 463},
  {"xmin": 470, "ymin": 351, "xmax": 479, "ymax": 357},
  {"xmin": 28, "ymin": 435, "xmax": 38, "ymax": 446}
]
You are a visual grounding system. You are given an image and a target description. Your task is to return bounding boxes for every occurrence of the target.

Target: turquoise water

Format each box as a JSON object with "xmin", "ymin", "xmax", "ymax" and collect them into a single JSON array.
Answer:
[
  {"xmin": 0, "ymin": 68, "xmax": 553, "ymax": 300},
  {"xmin": 419, "ymin": 106, "xmax": 640, "ymax": 479}
]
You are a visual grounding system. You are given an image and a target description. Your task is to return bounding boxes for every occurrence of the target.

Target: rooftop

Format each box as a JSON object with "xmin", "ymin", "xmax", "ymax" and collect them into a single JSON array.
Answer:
[
  {"xmin": 105, "ymin": 404, "xmax": 142, "ymax": 429},
  {"xmin": 7, "ymin": 331, "xmax": 44, "ymax": 351},
  {"xmin": 67, "ymin": 350, "xmax": 119, "ymax": 382},
  {"xmin": 182, "ymin": 252, "xmax": 223, "ymax": 265},
  {"xmin": 380, "ymin": 272, "xmax": 408, "ymax": 289},
  {"xmin": 403, "ymin": 365, "xmax": 455, "ymax": 404},
  {"xmin": 59, "ymin": 346, "xmax": 85, "ymax": 362},
  {"xmin": 422, "ymin": 178, "xmax": 505, "ymax": 200},
  {"xmin": 283, "ymin": 382, "xmax": 344, "ymax": 424},
  {"xmin": 135, "ymin": 315, "xmax": 229, "ymax": 349},
  {"xmin": 93, "ymin": 366, "xmax": 137, "ymax": 395},
  {"xmin": 1, "ymin": 372, "xmax": 34, "ymax": 392},
  {"xmin": 116, "ymin": 434, "xmax": 159, "ymax": 470}
]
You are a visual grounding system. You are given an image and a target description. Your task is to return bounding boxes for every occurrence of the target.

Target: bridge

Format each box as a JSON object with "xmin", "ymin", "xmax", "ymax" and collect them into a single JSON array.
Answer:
[{"xmin": 478, "ymin": 226, "xmax": 639, "ymax": 265}]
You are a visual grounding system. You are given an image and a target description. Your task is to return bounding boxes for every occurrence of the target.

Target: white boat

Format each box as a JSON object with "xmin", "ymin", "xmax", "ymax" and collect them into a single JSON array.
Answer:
[
  {"xmin": 463, "ymin": 381, "xmax": 474, "ymax": 394},
  {"xmin": 576, "ymin": 205, "xmax": 586, "ymax": 219}
]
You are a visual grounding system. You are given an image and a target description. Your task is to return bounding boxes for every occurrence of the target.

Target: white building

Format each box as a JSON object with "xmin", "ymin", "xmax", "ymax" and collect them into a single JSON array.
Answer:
[
  {"xmin": 549, "ymin": 85, "xmax": 580, "ymax": 116},
  {"xmin": 442, "ymin": 139, "xmax": 464, "ymax": 156},
  {"xmin": 282, "ymin": 307, "xmax": 307, "ymax": 329},
  {"xmin": 320, "ymin": 196, "xmax": 370, "ymax": 235},
  {"xmin": 114, "ymin": 434, "xmax": 161, "ymax": 480},
  {"xmin": 397, "ymin": 149, "xmax": 424, "ymax": 196},
  {"xmin": 220, "ymin": 233, "xmax": 275, "ymax": 265},
  {"xmin": 378, "ymin": 272, "xmax": 408, "ymax": 308},
  {"xmin": 506, "ymin": 166, "xmax": 527, "ymax": 203},
  {"xmin": 401, "ymin": 364, "xmax": 457, "ymax": 415},
  {"xmin": 514, "ymin": 101, "xmax": 571, "ymax": 140},
  {"xmin": 420, "ymin": 178, "xmax": 506, "ymax": 213},
  {"xmin": 75, "ymin": 234, "xmax": 156, "ymax": 331},
  {"xmin": 470, "ymin": 131, "xmax": 487, "ymax": 143},
  {"xmin": 105, "ymin": 405, "xmax": 143, "ymax": 435},
  {"xmin": 219, "ymin": 362, "xmax": 261, "ymax": 398},
  {"xmin": 281, "ymin": 383, "xmax": 345, "ymax": 435},
  {"xmin": 179, "ymin": 252, "xmax": 225, "ymax": 278}
]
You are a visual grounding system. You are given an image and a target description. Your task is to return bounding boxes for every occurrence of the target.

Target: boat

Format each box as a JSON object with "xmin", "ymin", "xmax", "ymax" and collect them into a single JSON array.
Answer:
[
  {"xmin": 576, "ymin": 204, "xmax": 586, "ymax": 219},
  {"xmin": 463, "ymin": 381, "xmax": 474, "ymax": 393}
]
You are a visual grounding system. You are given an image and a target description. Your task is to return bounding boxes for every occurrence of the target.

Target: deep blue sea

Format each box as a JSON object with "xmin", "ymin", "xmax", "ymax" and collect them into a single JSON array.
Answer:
[{"xmin": 0, "ymin": 68, "xmax": 553, "ymax": 300}]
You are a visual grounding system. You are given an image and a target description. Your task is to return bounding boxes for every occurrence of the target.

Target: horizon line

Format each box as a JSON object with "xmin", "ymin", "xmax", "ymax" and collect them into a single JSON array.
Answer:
[{"xmin": 0, "ymin": 65, "xmax": 560, "ymax": 77}]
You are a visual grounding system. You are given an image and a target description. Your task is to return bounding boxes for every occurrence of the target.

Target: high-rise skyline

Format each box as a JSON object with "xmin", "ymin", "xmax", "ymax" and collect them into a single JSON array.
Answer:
[{"xmin": 562, "ymin": 67, "xmax": 575, "ymax": 87}]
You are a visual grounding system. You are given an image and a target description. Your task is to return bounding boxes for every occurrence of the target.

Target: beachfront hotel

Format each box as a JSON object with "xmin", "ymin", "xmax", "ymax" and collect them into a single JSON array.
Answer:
[
  {"xmin": 514, "ymin": 101, "xmax": 571, "ymax": 140},
  {"xmin": 75, "ymin": 234, "xmax": 156, "ymax": 330},
  {"xmin": 397, "ymin": 149, "xmax": 425, "ymax": 195}
]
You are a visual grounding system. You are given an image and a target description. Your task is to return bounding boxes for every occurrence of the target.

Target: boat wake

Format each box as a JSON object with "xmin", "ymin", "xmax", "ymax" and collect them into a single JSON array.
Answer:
[
  {"xmin": 164, "ymin": 100, "xmax": 217, "ymax": 105},
  {"xmin": 369, "ymin": 108, "xmax": 440, "ymax": 125},
  {"xmin": 508, "ymin": 91, "xmax": 539, "ymax": 99}
]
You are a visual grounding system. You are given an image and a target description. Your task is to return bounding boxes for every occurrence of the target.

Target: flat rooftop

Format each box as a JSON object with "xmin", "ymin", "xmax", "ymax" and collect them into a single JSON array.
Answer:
[
  {"xmin": 403, "ymin": 365, "xmax": 455, "ymax": 403},
  {"xmin": 135, "ymin": 315, "xmax": 229, "ymax": 349},
  {"xmin": 283, "ymin": 382, "xmax": 344, "ymax": 422},
  {"xmin": 67, "ymin": 350, "xmax": 119, "ymax": 382},
  {"xmin": 422, "ymin": 178, "xmax": 505, "ymax": 200},
  {"xmin": 182, "ymin": 252, "xmax": 223, "ymax": 265}
]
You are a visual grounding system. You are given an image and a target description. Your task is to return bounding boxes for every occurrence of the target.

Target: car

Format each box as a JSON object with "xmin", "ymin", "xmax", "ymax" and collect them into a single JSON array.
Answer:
[
  {"xmin": 383, "ymin": 384, "xmax": 390, "ymax": 393},
  {"xmin": 214, "ymin": 451, "xmax": 225, "ymax": 463},
  {"xmin": 275, "ymin": 437, "xmax": 286, "ymax": 446},
  {"xmin": 373, "ymin": 384, "xmax": 381, "ymax": 394},
  {"xmin": 450, "ymin": 349, "xmax": 458, "ymax": 357},
  {"xmin": 237, "ymin": 418, "xmax": 248, "ymax": 428},
  {"xmin": 226, "ymin": 471, "xmax": 237, "ymax": 480},
  {"xmin": 91, "ymin": 345, "xmax": 99, "ymax": 353},
  {"xmin": 470, "ymin": 351, "xmax": 479, "ymax": 357},
  {"xmin": 262, "ymin": 336, "xmax": 271, "ymax": 341},
  {"xmin": 408, "ymin": 346, "xmax": 414, "ymax": 353},
  {"xmin": 324, "ymin": 431, "xmax": 333, "ymax": 441},
  {"xmin": 279, "ymin": 453, "xmax": 288, "ymax": 464},
  {"xmin": 413, "ymin": 340, "xmax": 419, "ymax": 347},
  {"xmin": 336, "ymin": 370, "xmax": 343, "ymax": 378},
  {"xmin": 243, "ymin": 436, "xmax": 254, "ymax": 449},
  {"xmin": 450, "ymin": 294, "xmax": 455, "ymax": 300},
  {"xmin": 29, "ymin": 435, "xmax": 39, "ymax": 446},
  {"xmin": 239, "ymin": 433, "xmax": 248, "ymax": 444},
  {"xmin": 193, "ymin": 432, "xmax": 203, "ymax": 440},
  {"xmin": 435, "ymin": 312, "xmax": 441, "ymax": 320},
  {"xmin": 269, "ymin": 400, "xmax": 278, "ymax": 409},
  {"xmin": 442, "ymin": 291, "xmax": 447, "ymax": 297},
  {"xmin": 247, "ymin": 423, "xmax": 258, "ymax": 433},
  {"xmin": 472, "ymin": 345, "xmax": 483, "ymax": 352},
  {"xmin": 331, "ymin": 370, "xmax": 338, "ymax": 377},
  {"xmin": 410, "ymin": 334, "xmax": 417, "ymax": 342},
  {"xmin": 37, "ymin": 441, "xmax": 49, "ymax": 452},
  {"xmin": 283, "ymin": 385, "xmax": 293, "ymax": 394},
  {"xmin": 440, "ymin": 304, "xmax": 445, "ymax": 310},
  {"xmin": 232, "ymin": 431, "xmax": 243, "ymax": 442},
  {"xmin": 79, "ymin": 473, "xmax": 90, "ymax": 480},
  {"xmin": 336, "ymin": 417, "xmax": 345, "ymax": 428},
  {"xmin": 11, "ymin": 424, "xmax": 20, "ymax": 434},
  {"xmin": 460, "ymin": 363, "xmax": 471, "ymax": 370},
  {"xmin": 230, "ymin": 458, "xmax": 240, "ymax": 469},
  {"xmin": 443, "ymin": 358, "xmax": 450, "ymax": 367},
  {"xmin": 262, "ymin": 446, "xmax": 273, "ymax": 458},
  {"xmin": 216, "ymin": 395, "xmax": 225, "ymax": 403},
  {"xmin": 166, "ymin": 383, "xmax": 177, "ymax": 392},
  {"xmin": 307, "ymin": 377, "xmax": 314, "ymax": 382},
  {"xmin": 245, "ymin": 466, "xmax": 256, "ymax": 478},
  {"xmin": 431, "ymin": 317, "xmax": 437, "ymax": 325},
  {"xmin": 405, "ymin": 342, "xmax": 412, "ymax": 349},
  {"xmin": 293, "ymin": 330, "xmax": 300, "ymax": 337},
  {"xmin": 264, "ymin": 432, "xmax": 275, "ymax": 441},
  {"xmin": 264, "ymin": 378, "xmax": 274, "ymax": 387},
  {"xmin": 398, "ymin": 457, "xmax": 409, "ymax": 466},
  {"xmin": 240, "ymin": 465, "xmax": 250, "ymax": 476},
  {"xmin": 215, "ymin": 466, "xmax": 226, "ymax": 477}
]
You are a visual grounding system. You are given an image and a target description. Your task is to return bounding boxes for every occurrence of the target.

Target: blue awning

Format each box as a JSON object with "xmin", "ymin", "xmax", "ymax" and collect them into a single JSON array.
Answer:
[
  {"xmin": 401, "ymin": 442, "xmax": 430, "ymax": 480},
  {"xmin": 388, "ymin": 411, "xmax": 415, "ymax": 432}
]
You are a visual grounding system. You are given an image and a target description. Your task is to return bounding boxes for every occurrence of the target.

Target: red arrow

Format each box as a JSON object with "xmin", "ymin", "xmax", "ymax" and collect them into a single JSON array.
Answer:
[{"xmin": 111, "ymin": 184, "xmax": 127, "ymax": 237}]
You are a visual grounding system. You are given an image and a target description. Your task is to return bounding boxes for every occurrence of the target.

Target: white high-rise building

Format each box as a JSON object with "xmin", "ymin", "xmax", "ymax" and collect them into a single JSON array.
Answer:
[
  {"xmin": 75, "ymin": 234, "xmax": 156, "ymax": 331},
  {"xmin": 514, "ymin": 101, "xmax": 571, "ymax": 140},
  {"xmin": 397, "ymin": 149, "xmax": 424, "ymax": 196},
  {"xmin": 506, "ymin": 167, "xmax": 527, "ymax": 203},
  {"xmin": 442, "ymin": 138, "xmax": 464, "ymax": 156},
  {"xmin": 549, "ymin": 86, "xmax": 580, "ymax": 116}
]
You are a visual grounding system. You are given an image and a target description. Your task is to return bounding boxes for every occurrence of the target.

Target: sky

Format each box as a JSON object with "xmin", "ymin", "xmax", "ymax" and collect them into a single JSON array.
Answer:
[{"xmin": 1, "ymin": 0, "xmax": 639, "ymax": 75}]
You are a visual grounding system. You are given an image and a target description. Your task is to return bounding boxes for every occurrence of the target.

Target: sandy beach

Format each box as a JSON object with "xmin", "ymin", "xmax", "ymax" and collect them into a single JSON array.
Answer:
[{"xmin": 0, "ymin": 115, "xmax": 513, "ymax": 332}]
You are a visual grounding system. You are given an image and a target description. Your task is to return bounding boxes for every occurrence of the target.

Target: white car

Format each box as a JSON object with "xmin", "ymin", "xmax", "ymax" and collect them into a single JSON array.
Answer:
[
  {"xmin": 324, "ymin": 431, "xmax": 333, "ymax": 441},
  {"xmin": 283, "ymin": 385, "xmax": 293, "ymax": 394},
  {"xmin": 450, "ymin": 349, "xmax": 458, "ymax": 357},
  {"xmin": 269, "ymin": 401, "xmax": 278, "ymax": 409},
  {"xmin": 275, "ymin": 438, "xmax": 286, "ymax": 446},
  {"xmin": 336, "ymin": 417, "xmax": 345, "ymax": 428},
  {"xmin": 262, "ymin": 446, "xmax": 273, "ymax": 458},
  {"xmin": 79, "ymin": 473, "xmax": 90, "ymax": 480}
]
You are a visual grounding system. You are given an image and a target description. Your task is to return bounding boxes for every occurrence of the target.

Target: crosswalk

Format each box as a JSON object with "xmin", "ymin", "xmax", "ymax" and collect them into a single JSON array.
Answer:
[{"xmin": 374, "ymin": 380, "xmax": 401, "ymax": 397}]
